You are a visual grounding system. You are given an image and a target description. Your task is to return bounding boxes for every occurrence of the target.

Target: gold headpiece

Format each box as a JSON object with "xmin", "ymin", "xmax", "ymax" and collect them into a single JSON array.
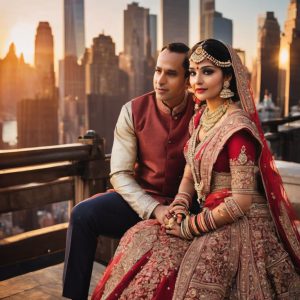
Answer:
[{"xmin": 190, "ymin": 45, "xmax": 232, "ymax": 68}]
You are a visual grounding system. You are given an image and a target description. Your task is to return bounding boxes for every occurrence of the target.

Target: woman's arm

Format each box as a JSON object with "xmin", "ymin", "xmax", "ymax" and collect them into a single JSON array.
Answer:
[
  {"xmin": 167, "ymin": 130, "xmax": 259, "ymax": 239},
  {"xmin": 168, "ymin": 164, "xmax": 195, "ymax": 224}
]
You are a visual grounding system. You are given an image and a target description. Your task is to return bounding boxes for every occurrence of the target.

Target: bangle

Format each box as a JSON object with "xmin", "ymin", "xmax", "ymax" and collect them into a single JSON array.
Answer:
[
  {"xmin": 224, "ymin": 196, "xmax": 245, "ymax": 221},
  {"xmin": 180, "ymin": 216, "xmax": 194, "ymax": 240}
]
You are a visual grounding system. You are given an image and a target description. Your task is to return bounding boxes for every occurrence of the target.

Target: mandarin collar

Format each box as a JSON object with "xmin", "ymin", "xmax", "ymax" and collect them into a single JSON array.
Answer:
[{"xmin": 157, "ymin": 91, "xmax": 188, "ymax": 117}]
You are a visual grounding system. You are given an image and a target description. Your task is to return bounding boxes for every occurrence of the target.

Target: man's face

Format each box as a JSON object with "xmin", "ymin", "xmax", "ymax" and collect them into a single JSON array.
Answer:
[{"xmin": 153, "ymin": 49, "xmax": 188, "ymax": 105}]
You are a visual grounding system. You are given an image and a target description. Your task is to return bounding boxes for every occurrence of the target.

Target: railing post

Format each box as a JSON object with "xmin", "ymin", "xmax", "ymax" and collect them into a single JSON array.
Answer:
[{"xmin": 75, "ymin": 130, "xmax": 107, "ymax": 204}]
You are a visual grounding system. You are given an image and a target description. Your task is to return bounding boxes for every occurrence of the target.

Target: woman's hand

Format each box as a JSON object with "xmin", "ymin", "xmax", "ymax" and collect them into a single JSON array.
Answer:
[
  {"xmin": 163, "ymin": 221, "xmax": 182, "ymax": 238},
  {"xmin": 169, "ymin": 205, "xmax": 188, "ymax": 224}
]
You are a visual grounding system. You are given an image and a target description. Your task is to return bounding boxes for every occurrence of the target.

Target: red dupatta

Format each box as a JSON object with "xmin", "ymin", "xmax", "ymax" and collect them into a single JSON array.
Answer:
[{"xmin": 227, "ymin": 45, "xmax": 300, "ymax": 269}]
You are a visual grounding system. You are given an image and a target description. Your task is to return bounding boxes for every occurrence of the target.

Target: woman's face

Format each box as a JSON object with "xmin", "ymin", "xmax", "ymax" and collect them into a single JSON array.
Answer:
[{"xmin": 189, "ymin": 59, "xmax": 225, "ymax": 102}]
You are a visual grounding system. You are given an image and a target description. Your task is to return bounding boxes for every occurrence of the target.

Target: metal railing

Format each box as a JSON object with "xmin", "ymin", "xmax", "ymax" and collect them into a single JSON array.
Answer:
[{"xmin": 0, "ymin": 131, "xmax": 111, "ymax": 272}]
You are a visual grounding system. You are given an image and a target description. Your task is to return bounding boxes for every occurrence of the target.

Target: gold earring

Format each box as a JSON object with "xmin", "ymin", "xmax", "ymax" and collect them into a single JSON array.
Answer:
[{"xmin": 220, "ymin": 81, "xmax": 234, "ymax": 99}]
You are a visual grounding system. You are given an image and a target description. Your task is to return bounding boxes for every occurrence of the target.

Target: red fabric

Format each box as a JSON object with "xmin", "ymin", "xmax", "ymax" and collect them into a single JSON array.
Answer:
[
  {"xmin": 92, "ymin": 253, "xmax": 123, "ymax": 300},
  {"xmin": 132, "ymin": 91, "xmax": 195, "ymax": 199},
  {"xmin": 152, "ymin": 269, "xmax": 178, "ymax": 300},
  {"xmin": 245, "ymin": 82, "xmax": 300, "ymax": 269},
  {"xmin": 104, "ymin": 250, "xmax": 152, "ymax": 300},
  {"xmin": 213, "ymin": 130, "xmax": 257, "ymax": 173},
  {"xmin": 204, "ymin": 189, "xmax": 231, "ymax": 210}
]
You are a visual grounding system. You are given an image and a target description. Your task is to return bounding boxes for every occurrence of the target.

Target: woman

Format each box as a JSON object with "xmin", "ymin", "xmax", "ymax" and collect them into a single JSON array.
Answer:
[{"xmin": 92, "ymin": 39, "xmax": 300, "ymax": 300}]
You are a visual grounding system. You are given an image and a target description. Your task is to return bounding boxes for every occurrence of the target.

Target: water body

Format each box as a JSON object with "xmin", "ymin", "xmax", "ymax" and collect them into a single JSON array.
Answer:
[{"xmin": 2, "ymin": 120, "xmax": 17, "ymax": 146}]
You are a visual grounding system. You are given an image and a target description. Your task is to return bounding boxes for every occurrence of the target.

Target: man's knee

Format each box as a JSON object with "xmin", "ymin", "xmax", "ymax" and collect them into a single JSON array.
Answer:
[{"xmin": 69, "ymin": 192, "xmax": 117, "ymax": 227}]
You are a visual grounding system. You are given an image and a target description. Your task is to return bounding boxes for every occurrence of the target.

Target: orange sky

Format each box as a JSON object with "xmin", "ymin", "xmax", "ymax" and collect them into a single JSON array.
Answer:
[{"xmin": 0, "ymin": 0, "xmax": 290, "ymax": 71}]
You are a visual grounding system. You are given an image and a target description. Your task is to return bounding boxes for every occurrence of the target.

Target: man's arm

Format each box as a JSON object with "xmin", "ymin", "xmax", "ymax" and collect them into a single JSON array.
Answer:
[{"xmin": 110, "ymin": 102, "xmax": 160, "ymax": 220}]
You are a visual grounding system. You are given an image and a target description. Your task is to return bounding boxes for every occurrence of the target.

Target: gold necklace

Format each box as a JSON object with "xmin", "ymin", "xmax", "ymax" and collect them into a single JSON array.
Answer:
[{"xmin": 201, "ymin": 100, "xmax": 230, "ymax": 132}]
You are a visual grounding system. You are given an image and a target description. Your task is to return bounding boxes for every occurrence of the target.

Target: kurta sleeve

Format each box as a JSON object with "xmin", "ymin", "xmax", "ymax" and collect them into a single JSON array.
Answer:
[{"xmin": 110, "ymin": 102, "xmax": 160, "ymax": 220}]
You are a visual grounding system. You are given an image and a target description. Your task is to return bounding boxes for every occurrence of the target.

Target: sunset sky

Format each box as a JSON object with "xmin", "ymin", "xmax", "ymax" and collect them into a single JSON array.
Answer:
[{"xmin": 0, "ymin": 0, "xmax": 290, "ymax": 70}]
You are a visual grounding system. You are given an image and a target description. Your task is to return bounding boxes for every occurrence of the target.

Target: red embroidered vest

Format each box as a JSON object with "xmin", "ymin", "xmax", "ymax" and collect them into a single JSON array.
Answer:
[{"xmin": 132, "ymin": 91, "xmax": 194, "ymax": 201}]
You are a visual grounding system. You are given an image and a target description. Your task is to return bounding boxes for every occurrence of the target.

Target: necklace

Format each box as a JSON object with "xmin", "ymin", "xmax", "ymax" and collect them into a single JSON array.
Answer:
[{"xmin": 200, "ymin": 100, "xmax": 231, "ymax": 132}]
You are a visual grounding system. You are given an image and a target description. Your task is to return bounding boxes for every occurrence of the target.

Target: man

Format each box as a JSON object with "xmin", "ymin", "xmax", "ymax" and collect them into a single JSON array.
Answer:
[{"xmin": 63, "ymin": 43, "xmax": 195, "ymax": 300}]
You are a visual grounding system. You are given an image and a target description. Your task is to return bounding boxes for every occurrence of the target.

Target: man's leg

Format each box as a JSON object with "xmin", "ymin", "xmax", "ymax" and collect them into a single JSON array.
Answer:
[{"xmin": 62, "ymin": 192, "xmax": 141, "ymax": 300}]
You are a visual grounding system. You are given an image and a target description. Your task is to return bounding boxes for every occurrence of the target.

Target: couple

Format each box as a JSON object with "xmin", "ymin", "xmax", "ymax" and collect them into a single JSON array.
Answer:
[{"xmin": 63, "ymin": 40, "xmax": 300, "ymax": 299}]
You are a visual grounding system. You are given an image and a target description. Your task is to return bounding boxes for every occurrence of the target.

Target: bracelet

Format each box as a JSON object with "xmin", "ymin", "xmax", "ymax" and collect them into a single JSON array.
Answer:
[
  {"xmin": 186, "ymin": 209, "xmax": 217, "ymax": 237},
  {"xmin": 224, "ymin": 196, "xmax": 245, "ymax": 221},
  {"xmin": 180, "ymin": 215, "xmax": 194, "ymax": 240}
]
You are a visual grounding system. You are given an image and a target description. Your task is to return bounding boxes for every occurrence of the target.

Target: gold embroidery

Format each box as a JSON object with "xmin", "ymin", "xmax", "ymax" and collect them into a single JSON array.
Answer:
[
  {"xmin": 227, "ymin": 45, "xmax": 255, "ymax": 114},
  {"xmin": 237, "ymin": 145, "xmax": 248, "ymax": 165},
  {"xmin": 279, "ymin": 202, "xmax": 300, "ymax": 258},
  {"xmin": 198, "ymin": 110, "xmax": 262, "ymax": 196},
  {"xmin": 210, "ymin": 171, "xmax": 231, "ymax": 192}
]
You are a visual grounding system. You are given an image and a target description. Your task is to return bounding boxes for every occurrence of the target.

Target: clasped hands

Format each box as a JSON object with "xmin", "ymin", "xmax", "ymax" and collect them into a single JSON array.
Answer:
[{"xmin": 152, "ymin": 197, "xmax": 190, "ymax": 238}]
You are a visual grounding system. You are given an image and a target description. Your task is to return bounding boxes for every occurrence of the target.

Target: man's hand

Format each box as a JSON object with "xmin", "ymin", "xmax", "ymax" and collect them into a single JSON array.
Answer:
[{"xmin": 152, "ymin": 204, "xmax": 170, "ymax": 225}]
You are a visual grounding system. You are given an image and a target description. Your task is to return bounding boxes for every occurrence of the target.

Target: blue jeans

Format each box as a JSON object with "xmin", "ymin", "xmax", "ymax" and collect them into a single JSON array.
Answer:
[{"xmin": 62, "ymin": 192, "xmax": 141, "ymax": 300}]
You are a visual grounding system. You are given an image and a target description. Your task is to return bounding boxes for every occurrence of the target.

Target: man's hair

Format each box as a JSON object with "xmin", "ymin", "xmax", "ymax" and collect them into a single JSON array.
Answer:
[{"xmin": 161, "ymin": 42, "xmax": 190, "ymax": 78}]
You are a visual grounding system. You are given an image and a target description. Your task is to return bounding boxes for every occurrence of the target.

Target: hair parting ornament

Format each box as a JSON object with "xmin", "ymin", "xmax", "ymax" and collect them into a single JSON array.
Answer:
[{"xmin": 190, "ymin": 43, "xmax": 232, "ymax": 68}]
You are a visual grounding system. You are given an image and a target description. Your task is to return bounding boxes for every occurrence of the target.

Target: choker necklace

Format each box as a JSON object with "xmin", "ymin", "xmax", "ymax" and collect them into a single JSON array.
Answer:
[{"xmin": 201, "ymin": 100, "xmax": 231, "ymax": 132}]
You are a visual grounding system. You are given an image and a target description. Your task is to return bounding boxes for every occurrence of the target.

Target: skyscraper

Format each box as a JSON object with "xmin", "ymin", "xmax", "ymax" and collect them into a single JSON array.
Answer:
[
  {"xmin": 200, "ymin": 0, "xmax": 215, "ymax": 41},
  {"xmin": 17, "ymin": 97, "xmax": 59, "ymax": 148},
  {"xmin": 17, "ymin": 21, "xmax": 59, "ymax": 148},
  {"xmin": 61, "ymin": 0, "xmax": 86, "ymax": 143},
  {"xmin": 59, "ymin": 56, "xmax": 85, "ymax": 143},
  {"xmin": 278, "ymin": 0, "xmax": 300, "ymax": 116},
  {"xmin": 64, "ymin": 0, "xmax": 85, "ymax": 60},
  {"xmin": 120, "ymin": 2, "xmax": 153, "ymax": 99},
  {"xmin": 35, "ymin": 22, "xmax": 55, "ymax": 98},
  {"xmin": 256, "ymin": 12, "xmax": 280, "ymax": 104},
  {"xmin": 86, "ymin": 34, "xmax": 128, "ymax": 151},
  {"xmin": 161, "ymin": 0, "xmax": 189, "ymax": 46},
  {"xmin": 199, "ymin": 0, "xmax": 233, "ymax": 46},
  {"xmin": 0, "ymin": 44, "xmax": 37, "ymax": 121},
  {"xmin": 149, "ymin": 14, "xmax": 158, "ymax": 58}
]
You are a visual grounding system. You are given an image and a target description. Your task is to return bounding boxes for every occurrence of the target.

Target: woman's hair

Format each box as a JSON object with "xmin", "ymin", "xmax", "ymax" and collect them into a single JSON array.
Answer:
[{"xmin": 189, "ymin": 39, "xmax": 239, "ymax": 101}]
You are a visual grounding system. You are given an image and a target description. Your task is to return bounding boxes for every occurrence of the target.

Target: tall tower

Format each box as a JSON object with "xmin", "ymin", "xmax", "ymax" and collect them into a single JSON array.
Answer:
[
  {"xmin": 87, "ymin": 34, "xmax": 119, "ymax": 96},
  {"xmin": 161, "ymin": 0, "xmax": 189, "ymax": 46},
  {"xmin": 64, "ymin": 0, "xmax": 85, "ymax": 60},
  {"xmin": 0, "ymin": 44, "xmax": 37, "ymax": 121},
  {"xmin": 61, "ymin": 0, "xmax": 86, "ymax": 143},
  {"xmin": 256, "ymin": 12, "xmax": 280, "ymax": 104},
  {"xmin": 120, "ymin": 2, "xmax": 152, "ymax": 99},
  {"xmin": 199, "ymin": 0, "xmax": 232, "ymax": 45},
  {"xmin": 86, "ymin": 34, "xmax": 128, "ymax": 151},
  {"xmin": 278, "ymin": 0, "xmax": 300, "ymax": 115},
  {"xmin": 200, "ymin": 0, "xmax": 215, "ymax": 41},
  {"xmin": 34, "ymin": 22, "xmax": 55, "ymax": 97},
  {"xmin": 149, "ymin": 14, "xmax": 158, "ymax": 58}
]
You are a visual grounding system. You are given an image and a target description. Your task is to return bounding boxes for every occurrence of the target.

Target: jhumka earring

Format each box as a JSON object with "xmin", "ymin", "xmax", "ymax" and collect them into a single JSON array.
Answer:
[
  {"xmin": 220, "ymin": 81, "xmax": 234, "ymax": 99},
  {"xmin": 193, "ymin": 95, "xmax": 201, "ymax": 110}
]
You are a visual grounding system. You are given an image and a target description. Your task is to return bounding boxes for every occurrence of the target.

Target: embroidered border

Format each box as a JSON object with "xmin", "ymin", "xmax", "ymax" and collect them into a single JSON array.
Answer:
[{"xmin": 279, "ymin": 202, "xmax": 300, "ymax": 258}]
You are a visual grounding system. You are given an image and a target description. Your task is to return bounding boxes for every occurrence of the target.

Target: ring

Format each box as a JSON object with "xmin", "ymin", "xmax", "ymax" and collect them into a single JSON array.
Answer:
[{"xmin": 165, "ymin": 217, "xmax": 175, "ymax": 229}]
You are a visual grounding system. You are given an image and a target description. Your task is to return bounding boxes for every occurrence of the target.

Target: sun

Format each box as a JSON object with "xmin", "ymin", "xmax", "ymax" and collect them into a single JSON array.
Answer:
[
  {"xmin": 279, "ymin": 47, "xmax": 289, "ymax": 67},
  {"xmin": 4, "ymin": 22, "xmax": 35, "ymax": 65}
]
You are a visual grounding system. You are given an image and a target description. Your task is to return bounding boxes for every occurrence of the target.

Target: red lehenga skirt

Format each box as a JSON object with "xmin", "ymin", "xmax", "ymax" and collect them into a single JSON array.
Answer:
[{"xmin": 92, "ymin": 190, "xmax": 300, "ymax": 300}]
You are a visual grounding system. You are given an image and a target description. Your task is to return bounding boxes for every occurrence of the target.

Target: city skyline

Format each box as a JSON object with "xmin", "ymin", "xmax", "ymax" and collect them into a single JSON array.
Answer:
[{"xmin": 0, "ymin": 0, "xmax": 290, "ymax": 70}]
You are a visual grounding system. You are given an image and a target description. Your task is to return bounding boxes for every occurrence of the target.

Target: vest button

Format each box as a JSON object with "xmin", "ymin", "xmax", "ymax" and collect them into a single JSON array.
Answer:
[{"xmin": 168, "ymin": 140, "xmax": 172, "ymax": 144}]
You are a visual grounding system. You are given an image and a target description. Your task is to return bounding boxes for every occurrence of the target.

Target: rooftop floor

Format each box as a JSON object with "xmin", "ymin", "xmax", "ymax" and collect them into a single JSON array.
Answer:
[{"xmin": 0, "ymin": 262, "xmax": 105, "ymax": 299}]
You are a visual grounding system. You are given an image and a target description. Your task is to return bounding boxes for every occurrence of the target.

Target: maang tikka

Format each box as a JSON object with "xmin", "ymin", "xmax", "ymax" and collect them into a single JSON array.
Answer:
[{"xmin": 190, "ymin": 44, "xmax": 232, "ymax": 68}]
